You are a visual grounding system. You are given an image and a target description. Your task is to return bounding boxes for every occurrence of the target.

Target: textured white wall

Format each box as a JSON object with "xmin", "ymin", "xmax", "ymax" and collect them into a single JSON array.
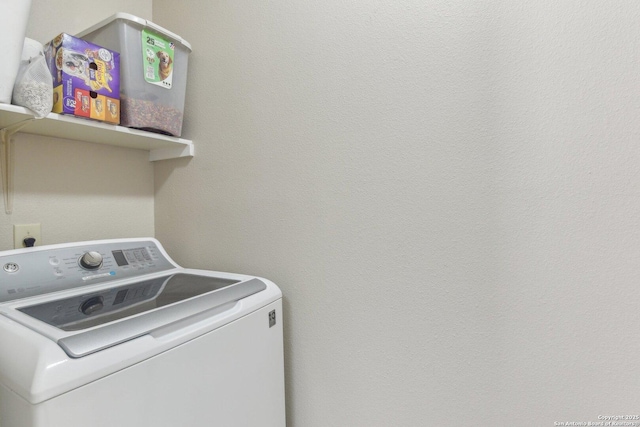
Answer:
[
  {"xmin": 153, "ymin": 1, "xmax": 495, "ymax": 424},
  {"xmin": 25, "ymin": 0, "xmax": 152, "ymax": 44},
  {"xmin": 490, "ymin": 2, "xmax": 640, "ymax": 423},
  {"xmin": 152, "ymin": 0, "xmax": 640, "ymax": 425},
  {"xmin": 0, "ymin": 0, "xmax": 155, "ymax": 250}
]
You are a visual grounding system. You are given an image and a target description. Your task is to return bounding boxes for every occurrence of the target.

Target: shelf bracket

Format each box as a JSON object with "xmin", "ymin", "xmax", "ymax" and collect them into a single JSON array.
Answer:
[
  {"xmin": 149, "ymin": 143, "xmax": 194, "ymax": 161},
  {"xmin": 0, "ymin": 118, "xmax": 34, "ymax": 214}
]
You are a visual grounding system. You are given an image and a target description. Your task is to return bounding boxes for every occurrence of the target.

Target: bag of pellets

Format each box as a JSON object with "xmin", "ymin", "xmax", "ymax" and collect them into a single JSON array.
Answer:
[{"xmin": 12, "ymin": 39, "xmax": 53, "ymax": 118}]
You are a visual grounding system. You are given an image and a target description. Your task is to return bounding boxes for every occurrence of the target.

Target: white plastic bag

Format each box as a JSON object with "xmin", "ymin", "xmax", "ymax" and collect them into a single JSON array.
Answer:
[{"xmin": 12, "ymin": 50, "xmax": 53, "ymax": 118}]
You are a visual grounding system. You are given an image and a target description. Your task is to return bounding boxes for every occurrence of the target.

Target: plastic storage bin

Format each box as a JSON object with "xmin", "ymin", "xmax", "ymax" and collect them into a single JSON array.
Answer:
[{"xmin": 77, "ymin": 13, "xmax": 192, "ymax": 136}]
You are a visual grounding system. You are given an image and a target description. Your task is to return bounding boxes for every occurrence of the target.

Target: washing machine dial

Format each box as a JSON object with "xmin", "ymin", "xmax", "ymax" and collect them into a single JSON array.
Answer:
[
  {"xmin": 80, "ymin": 296, "xmax": 104, "ymax": 315},
  {"xmin": 79, "ymin": 251, "xmax": 103, "ymax": 270}
]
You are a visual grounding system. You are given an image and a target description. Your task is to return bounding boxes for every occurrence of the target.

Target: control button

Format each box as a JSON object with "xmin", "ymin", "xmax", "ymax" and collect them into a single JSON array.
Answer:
[
  {"xmin": 3, "ymin": 263, "xmax": 19, "ymax": 273},
  {"xmin": 79, "ymin": 251, "xmax": 103, "ymax": 270},
  {"xmin": 49, "ymin": 258, "xmax": 60, "ymax": 266},
  {"xmin": 53, "ymin": 268, "xmax": 63, "ymax": 276},
  {"xmin": 80, "ymin": 296, "xmax": 104, "ymax": 315}
]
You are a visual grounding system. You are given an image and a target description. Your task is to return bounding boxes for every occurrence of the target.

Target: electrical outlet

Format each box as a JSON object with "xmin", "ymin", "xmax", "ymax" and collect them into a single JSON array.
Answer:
[{"xmin": 14, "ymin": 223, "xmax": 41, "ymax": 249}]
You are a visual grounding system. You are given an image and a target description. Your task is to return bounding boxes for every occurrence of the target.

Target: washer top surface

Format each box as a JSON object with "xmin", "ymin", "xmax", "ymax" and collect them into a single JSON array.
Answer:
[
  {"xmin": 0, "ymin": 238, "xmax": 270, "ymax": 357},
  {"xmin": 0, "ymin": 238, "xmax": 282, "ymax": 404}
]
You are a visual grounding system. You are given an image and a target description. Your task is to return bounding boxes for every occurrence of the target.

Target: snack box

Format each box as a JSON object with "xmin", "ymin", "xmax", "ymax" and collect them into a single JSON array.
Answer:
[
  {"xmin": 77, "ymin": 13, "xmax": 191, "ymax": 136},
  {"xmin": 44, "ymin": 33, "xmax": 120, "ymax": 124}
]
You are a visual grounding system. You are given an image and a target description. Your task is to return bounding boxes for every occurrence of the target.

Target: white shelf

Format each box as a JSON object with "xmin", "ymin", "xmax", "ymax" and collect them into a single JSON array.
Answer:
[{"xmin": 0, "ymin": 103, "xmax": 194, "ymax": 161}]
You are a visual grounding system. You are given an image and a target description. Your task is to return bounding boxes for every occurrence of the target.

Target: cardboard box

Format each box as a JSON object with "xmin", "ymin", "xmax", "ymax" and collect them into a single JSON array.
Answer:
[{"xmin": 44, "ymin": 33, "xmax": 120, "ymax": 124}]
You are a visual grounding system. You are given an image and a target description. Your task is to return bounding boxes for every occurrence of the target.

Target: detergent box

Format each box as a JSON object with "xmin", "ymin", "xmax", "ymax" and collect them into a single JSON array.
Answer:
[{"xmin": 44, "ymin": 33, "xmax": 120, "ymax": 124}]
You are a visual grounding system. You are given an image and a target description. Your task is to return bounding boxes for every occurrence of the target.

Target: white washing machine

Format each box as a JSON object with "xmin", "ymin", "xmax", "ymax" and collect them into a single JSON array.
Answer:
[{"xmin": 0, "ymin": 238, "xmax": 285, "ymax": 427}]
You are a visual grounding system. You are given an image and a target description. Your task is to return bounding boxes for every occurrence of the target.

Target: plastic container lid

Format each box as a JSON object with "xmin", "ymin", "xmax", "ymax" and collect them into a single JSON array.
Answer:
[{"xmin": 77, "ymin": 13, "xmax": 192, "ymax": 52}]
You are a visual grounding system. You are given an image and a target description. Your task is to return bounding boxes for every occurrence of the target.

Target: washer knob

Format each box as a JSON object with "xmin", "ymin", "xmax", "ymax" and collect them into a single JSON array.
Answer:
[
  {"xmin": 81, "ymin": 296, "xmax": 104, "ymax": 315},
  {"xmin": 79, "ymin": 251, "xmax": 103, "ymax": 270}
]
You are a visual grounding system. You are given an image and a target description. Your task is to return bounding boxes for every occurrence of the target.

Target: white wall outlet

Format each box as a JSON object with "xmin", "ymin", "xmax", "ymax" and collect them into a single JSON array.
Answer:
[{"xmin": 14, "ymin": 223, "xmax": 42, "ymax": 249}]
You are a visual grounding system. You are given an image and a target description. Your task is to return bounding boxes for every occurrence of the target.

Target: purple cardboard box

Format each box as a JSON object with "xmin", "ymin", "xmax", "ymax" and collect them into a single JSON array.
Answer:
[{"xmin": 44, "ymin": 33, "xmax": 120, "ymax": 124}]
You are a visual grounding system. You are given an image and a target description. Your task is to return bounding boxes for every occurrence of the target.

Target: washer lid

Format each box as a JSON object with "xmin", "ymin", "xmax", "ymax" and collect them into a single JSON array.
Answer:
[{"xmin": 16, "ymin": 274, "xmax": 266, "ymax": 358}]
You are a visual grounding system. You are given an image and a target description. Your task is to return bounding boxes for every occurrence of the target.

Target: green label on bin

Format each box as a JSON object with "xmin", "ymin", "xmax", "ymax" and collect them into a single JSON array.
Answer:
[{"xmin": 141, "ymin": 29, "xmax": 174, "ymax": 89}]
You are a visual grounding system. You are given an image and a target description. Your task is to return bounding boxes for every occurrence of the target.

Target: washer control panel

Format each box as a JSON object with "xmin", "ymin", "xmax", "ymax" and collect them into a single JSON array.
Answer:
[{"xmin": 0, "ymin": 239, "xmax": 176, "ymax": 303}]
